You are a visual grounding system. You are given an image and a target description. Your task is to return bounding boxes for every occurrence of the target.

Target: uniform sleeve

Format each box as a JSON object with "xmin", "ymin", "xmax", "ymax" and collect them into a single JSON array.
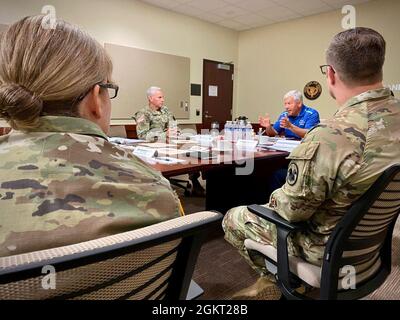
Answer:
[
  {"xmin": 267, "ymin": 127, "xmax": 359, "ymax": 222},
  {"xmin": 134, "ymin": 111, "xmax": 151, "ymax": 140},
  {"xmin": 304, "ymin": 110, "xmax": 320, "ymax": 129}
]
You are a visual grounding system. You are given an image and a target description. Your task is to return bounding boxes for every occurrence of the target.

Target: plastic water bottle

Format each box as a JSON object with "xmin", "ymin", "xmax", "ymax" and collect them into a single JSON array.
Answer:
[
  {"xmin": 245, "ymin": 123, "xmax": 253, "ymax": 140},
  {"xmin": 211, "ymin": 121, "xmax": 219, "ymax": 137},
  {"xmin": 233, "ymin": 121, "xmax": 240, "ymax": 141},
  {"xmin": 224, "ymin": 121, "xmax": 232, "ymax": 141}
]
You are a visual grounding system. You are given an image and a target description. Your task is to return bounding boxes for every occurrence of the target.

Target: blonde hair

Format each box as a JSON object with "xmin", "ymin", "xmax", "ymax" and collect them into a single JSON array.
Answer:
[{"xmin": 0, "ymin": 15, "xmax": 113, "ymax": 130}]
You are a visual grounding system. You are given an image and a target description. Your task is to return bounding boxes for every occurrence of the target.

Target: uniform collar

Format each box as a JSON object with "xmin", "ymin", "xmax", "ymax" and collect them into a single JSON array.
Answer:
[
  {"xmin": 339, "ymin": 88, "xmax": 391, "ymax": 111},
  {"xmin": 147, "ymin": 105, "xmax": 165, "ymax": 114},
  {"xmin": 26, "ymin": 116, "xmax": 109, "ymax": 140}
]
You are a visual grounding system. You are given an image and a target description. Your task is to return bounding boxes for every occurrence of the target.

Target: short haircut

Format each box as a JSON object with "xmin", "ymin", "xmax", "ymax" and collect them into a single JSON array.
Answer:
[
  {"xmin": 326, "ymin": 27, "xmax": 386, "ymax": 86},
  {"xmin": 147, "ymin": 86, "xmax": 162, "ymax": 97},
  {"xmin": 284, "ymin": 90, "xmax": 303, "ymax": 103}
]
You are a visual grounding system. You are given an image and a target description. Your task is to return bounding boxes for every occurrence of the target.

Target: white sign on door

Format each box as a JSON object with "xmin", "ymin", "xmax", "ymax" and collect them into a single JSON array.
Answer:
[{"xmin": 209, "ymin": 85, "xmax": 218, "ymax": 97}]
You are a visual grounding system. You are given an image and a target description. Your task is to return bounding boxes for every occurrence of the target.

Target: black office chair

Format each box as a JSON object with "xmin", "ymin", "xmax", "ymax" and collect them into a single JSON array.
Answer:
[
  {"xmin": 169, "ymin": 177, "xmax": 192, "ymax": 196},
  {"xmin": 245, "ymin": 164, "xmax": 400, "ymax": 300},
  {"xmin": 0, "ymin": 211, "xmax": 222, "ymax": 300}
]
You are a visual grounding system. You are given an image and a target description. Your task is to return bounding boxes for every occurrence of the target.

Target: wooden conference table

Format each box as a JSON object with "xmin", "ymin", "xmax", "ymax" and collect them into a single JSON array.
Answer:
[{"xmin": 145, "ymin": 141, "xmax": 289, "ymax": 213}]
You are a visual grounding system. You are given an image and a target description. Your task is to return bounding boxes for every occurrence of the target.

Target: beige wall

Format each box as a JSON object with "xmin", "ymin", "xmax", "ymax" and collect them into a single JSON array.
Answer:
[
  {"xmin": 0, "ymin": 0, "xmax": 238, "ymax": 125},
  {"xmin": 237, "ymin": 0, "xmax": 400, "ymax": 122}
]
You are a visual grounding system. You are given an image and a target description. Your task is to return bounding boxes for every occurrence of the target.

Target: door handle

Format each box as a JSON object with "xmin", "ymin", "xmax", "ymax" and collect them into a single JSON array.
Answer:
[{"xmin": 204, "ymin": 115, "xmax": 212, "ymax": 118}]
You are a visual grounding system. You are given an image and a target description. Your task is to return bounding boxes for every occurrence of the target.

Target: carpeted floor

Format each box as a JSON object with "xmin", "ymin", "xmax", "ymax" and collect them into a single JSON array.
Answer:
[{"xmin": 174, "ymin": 177, "xmax": 400, "ymax": 300}]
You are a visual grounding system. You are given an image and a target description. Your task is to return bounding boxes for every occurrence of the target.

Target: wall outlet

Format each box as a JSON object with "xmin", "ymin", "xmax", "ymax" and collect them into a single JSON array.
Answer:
[{"xmin": 196, "ymin": 109, "xmax": 200, "ymax": 116}]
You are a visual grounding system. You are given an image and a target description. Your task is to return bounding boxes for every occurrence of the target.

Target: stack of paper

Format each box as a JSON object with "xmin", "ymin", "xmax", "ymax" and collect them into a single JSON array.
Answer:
[{"xmin": 267, "ymin": 139, "xmax": 301, "ymax": 152}]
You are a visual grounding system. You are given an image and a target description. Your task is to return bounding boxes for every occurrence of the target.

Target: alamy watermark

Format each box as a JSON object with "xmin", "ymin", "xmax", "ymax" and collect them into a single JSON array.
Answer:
[
  {"xmin": 41, "ymin": 5, "xmax": 57, "ymax": 30},
  {"xmin": 341, "ymin": 265, "xmax": 356, "ymax": 290},
  {"xmin": 41, "ymin": 265, "xmax": 56, "ymax": 290},
  {"xmin": 388, "ymin": 84, "xmax": 400, "ymax": 92},
  {"xmin": 342, "ymin": 5, "xmax": 356, "ymax": 29}
]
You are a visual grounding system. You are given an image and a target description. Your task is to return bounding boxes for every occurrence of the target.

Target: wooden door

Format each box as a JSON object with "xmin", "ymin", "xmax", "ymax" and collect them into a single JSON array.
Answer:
[{"xmin": 202, "ymin": 59, "xmax": 234, "ymax": 131}]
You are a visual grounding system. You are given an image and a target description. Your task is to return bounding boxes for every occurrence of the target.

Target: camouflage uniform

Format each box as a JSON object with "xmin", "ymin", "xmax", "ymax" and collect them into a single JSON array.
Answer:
[
  {"xmin": 0, "ymin": 116, "xmax": 181, "ymax": 257},
  {"xmin": 134, "ymin": 106, "xmax": 177, "ymax": 141},
  {"xmin": 223, "ymin": 88, "xmax": 400, "ymax": 276}
]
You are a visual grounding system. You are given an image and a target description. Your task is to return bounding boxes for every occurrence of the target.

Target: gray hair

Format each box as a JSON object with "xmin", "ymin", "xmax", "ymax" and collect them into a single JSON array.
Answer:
[
  {"xmin": 147, "ymin": 86, "xmax": 162, "ymax": 97},
  {"xmin": 284, "ymin": 90, "xmax": 303, "ymax": 103}
]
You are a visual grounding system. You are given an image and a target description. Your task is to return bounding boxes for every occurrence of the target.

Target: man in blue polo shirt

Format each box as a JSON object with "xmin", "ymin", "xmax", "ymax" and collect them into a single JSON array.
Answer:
[
  {"xmin": 258, "ymin": 90, "xmax": 320, "ymax": 200},
  {"xmin": 259, "ymin": 90, "xmax": 320, "ymax": 139}
]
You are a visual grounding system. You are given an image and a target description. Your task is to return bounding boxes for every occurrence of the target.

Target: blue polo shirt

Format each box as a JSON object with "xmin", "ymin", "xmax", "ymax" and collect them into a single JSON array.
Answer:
[{"xmin": 273, "ymin": 105, "xmax": 320, "ymax": 140}]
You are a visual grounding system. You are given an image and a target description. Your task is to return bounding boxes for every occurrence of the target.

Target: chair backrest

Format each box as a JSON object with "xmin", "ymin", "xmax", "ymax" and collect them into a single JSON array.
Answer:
[
  {"xmin": 0, "ymin": 211, "xmax": 222, "ymax": 300},
  {"xmin": 321, "ymin": 164, "xmax": 400, "ymax": 299}
]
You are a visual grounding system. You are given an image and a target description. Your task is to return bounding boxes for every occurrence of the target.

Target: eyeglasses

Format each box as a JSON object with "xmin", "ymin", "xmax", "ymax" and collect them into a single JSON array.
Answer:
[
  {"xmin": 99, "ymin": 83, "xmax": 119, "ymax": 99},
  {"xmin": 76, "ymin": 82, "xmax": 119, "ymax": 102},
  {"xmin": 320, "ymin": 64, "xmax": 334, "ymax": 75}
]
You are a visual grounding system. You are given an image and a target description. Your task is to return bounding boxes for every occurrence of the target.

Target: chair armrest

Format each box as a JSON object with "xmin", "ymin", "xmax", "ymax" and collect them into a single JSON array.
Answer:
[
  {"xmin": 247, "ymin": 204, "xmax": 307, "ymax": 231},
  {"xmin": 247, "ymin": 204, "xmax": 309, "ymax": 300}
]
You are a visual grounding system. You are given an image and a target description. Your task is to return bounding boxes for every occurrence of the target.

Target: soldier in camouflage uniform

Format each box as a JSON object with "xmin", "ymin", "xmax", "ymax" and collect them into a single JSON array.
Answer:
[
  {"xmin": 0, "ymin": 16, "xmax": 181, "ymax": 257},
  {"xmin": 223, "ymin": 28, "xmax": 400, "ymax": 299},
  {"xmin": 134, "ymin": 87, "xmax": 205, "ymax": 196},
  {"xmin": 134, "ymin": 87, "xmax": 178, "ymax": 142}
]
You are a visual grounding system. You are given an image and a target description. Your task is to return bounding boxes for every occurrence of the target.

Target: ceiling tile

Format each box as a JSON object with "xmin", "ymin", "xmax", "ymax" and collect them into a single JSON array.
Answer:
[
  {"xmin": 172, "ymin": 3, "xmax": 206, "ymax": 16},
  {"xmin": 211, "ymin": 5, "xmax": 249, "ymax": 19},
  {"xmin": 222, "ymin": 0, "xmax": 243, "ymax": 4},
  {"xmin": 141, "ymin": 0, "xmax": 180, "ymax": 9},
  {"xmin": 234, "ymin": 0, "xmax": 277, "ymax": 11},
  {"xmin": 187, "ymin": 0, "xmax": 228, "ymax": 12},
  {"xmin": 322, "ymin": 0, "xmax": 369, "ymax": 9},
  {"xmin": 233, "ymin": 13, "xmax": 273, "ymax": 26},
  {"xmin": 284, "ymin": 0, "xmax": 332, "ymax": 13},
  {"xmin": 138, "ymin": 0, "xmax": 371, "ymax": 32},
  {"xmin": 258, "ymin": 5, "xmax": 302, "ymax": 20}
]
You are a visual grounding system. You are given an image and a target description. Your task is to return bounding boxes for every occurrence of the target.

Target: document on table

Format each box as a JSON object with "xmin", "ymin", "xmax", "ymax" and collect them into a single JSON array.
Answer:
[
  {"xmin": 154, "ymin": 156, "xmax": 186, "ymax": 164},
  {"xmin": 267, "ymin": 139, "xmax": 301, "ymax": 152},
  {"xmin": 156, "ymin": 148, "xmax": 190, "ymax": 156}
]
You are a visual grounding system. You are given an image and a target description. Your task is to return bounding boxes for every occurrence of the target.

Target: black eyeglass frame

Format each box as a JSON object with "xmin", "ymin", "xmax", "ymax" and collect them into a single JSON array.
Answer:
[
  {"xmin": 76, "ymin": 82, "xmax": 119, "ymax": 103},
  {"xmin": 98, "ymin": 83, "xmax": 119, "ymax": 99},
  {"xmin": 320, "ymin": 64, "xmax": 334, "ymax": 75}
]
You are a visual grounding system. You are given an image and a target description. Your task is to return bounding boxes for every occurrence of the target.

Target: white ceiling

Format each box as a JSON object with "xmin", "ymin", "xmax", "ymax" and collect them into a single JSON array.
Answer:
[{"xmin": 139, "ymin": 0, "xmax": 371, "ymax": 31}]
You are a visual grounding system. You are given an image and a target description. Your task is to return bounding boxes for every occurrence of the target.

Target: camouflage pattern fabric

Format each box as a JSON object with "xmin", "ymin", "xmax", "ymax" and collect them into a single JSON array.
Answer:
[
  {"xmin": 134, "ymin": 106, "xmax": 177, "ymax": 141},
  {"xmin": 223, "ymin": 88, "xmax": 400, "ymax": 275},
  {"xmin": 0, "ymin": 116, "xmax": 181, "ymax": 257}
]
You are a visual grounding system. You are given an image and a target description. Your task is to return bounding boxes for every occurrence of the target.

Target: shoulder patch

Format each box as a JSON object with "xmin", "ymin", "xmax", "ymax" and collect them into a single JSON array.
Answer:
[{"xmin": 287, "ymin": 163, "xmax": 299, "ymax": 186}]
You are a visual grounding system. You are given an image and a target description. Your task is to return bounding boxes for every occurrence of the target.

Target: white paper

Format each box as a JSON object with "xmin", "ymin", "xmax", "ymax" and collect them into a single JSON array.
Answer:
[
  {"xmin": 236, "ymin": 139, "xmax": 258, "ymax": 151},
  {"xmin": 154, "ymin": 156, "xmax": 186, "ymax": 164},
  {"xmin": 156, "ymin": 148, "xmax": 190, "ymax": 156},
  {"xmin": 209, "ymin": 85, "xmax": 218, "ymax": 97},
  {"xmin": 133, "ymin": 146, "xmax": 156, "ymax": 158}
]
